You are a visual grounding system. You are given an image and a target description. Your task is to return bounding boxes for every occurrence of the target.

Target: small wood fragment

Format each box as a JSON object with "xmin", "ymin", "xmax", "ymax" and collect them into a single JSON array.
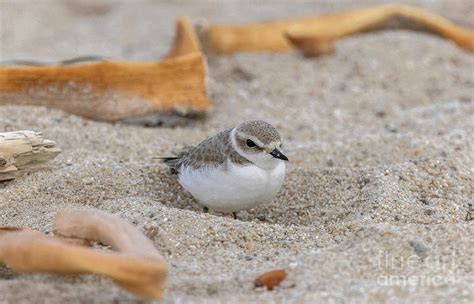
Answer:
[
  {"xmin": 0, "ymin": 208, "xmax": 168, "ymax": 299},
  {"xmin": 0, "ymin": 130, "xmax": 60, "ymax": 181},
  {"xmin": 255, "ymin": 269, "xmax": 288, "ymax": 290},
  {"xmin": 207, "ymin": 4, "xmax": 474, "ymax": 56}
]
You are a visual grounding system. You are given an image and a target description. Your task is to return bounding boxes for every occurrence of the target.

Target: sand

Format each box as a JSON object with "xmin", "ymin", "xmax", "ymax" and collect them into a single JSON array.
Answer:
[{"xmin": 1, "ymin": 0, "xmax": 473, "ymax": 303}]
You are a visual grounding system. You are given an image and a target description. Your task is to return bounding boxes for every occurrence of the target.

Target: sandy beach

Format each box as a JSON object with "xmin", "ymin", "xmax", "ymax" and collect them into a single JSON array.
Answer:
[{"xmin": 0, "ymin": 0, "xmax": 473, "ymax": 303}]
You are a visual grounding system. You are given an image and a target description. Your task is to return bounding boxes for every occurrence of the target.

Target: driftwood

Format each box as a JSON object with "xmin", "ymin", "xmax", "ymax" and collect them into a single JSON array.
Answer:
[
  {"xmin": 0, "ymin": 130, "xmax": 60, "ymax": 181},
  {"xmin": 0, "ymin": 53, "xmax": 208, "ymax": 122},
  {"xmin": 166, "ymin": 16, "xmax": 202, "ymax": 58},
  {"xmin": 0, "ymin": 226, "xmax": 91, "ymax": 247},
  {"xmin": 0, "ymin": 17, "xmax": 208, "ymax": 122},
  {"xmin": 207, "ymin": 4, "xmax": 474, "ymax": 56},
  {"xmin": 0, "ymin": 208, "xmax": 168, "ymax": 299}
]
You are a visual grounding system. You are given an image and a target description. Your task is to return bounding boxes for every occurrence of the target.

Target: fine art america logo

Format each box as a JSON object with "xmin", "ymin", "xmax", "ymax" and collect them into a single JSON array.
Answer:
[{"xmin": 375, "ymin": 244, "xmax": 461, "ymax": 287}]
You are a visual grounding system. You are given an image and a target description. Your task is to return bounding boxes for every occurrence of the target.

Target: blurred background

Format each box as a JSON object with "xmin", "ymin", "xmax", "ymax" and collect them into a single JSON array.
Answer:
[{"xmin": 1, "ymin": 0, "xmax": 473, "ymax": 61}]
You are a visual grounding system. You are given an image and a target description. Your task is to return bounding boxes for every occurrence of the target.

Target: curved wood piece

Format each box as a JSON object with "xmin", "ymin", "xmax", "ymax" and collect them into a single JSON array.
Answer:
[
  {"xmin": 0, "ymin": 209, "xmax": 168, "ymax": 299},
  {"xmin": 207, "ymin": 4, "xmax": 474, "ymax": 56}
]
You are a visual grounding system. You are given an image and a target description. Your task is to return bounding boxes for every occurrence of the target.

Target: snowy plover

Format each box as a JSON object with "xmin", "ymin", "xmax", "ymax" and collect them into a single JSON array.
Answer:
[{"xmin": 162, "ymin": 120, "xmax": 288, "ymax": 217}]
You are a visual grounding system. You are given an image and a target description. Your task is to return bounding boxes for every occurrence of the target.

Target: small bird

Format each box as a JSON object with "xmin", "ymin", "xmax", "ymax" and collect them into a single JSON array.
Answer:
[{"xmin": 162, "ymin": 120, "xmax": 288, "ymax": 217}]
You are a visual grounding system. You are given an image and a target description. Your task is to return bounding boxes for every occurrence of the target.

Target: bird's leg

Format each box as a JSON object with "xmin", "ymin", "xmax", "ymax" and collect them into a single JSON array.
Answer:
[{"xmin": 203, "ymin": 206, "xmax": 209, "ymax": 213}]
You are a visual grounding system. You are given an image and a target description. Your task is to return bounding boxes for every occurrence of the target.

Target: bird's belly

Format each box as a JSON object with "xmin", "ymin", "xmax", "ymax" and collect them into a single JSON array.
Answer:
[{"xmin": 178, "ymin": 162, "xmax": 286, "ymax": 212}]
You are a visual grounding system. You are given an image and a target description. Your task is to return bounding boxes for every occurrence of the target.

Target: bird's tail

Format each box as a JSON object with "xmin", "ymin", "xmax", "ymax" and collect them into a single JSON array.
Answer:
[
  {"xmin": 154, "ymin": 156, "xmax": 181, "ymax": 171},
  {"xmin": 154, "ymin": 146, "xmax": 191, "ymax": 171}
]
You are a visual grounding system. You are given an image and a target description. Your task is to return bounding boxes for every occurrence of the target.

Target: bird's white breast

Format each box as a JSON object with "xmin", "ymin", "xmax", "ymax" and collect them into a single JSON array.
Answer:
[{"xmin": 178, "ymin": 161, "xmax": 286, "ymax": 212}]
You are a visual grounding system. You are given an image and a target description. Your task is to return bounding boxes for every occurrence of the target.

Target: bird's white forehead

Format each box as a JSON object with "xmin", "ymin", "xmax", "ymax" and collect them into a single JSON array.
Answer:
[{"xmin": 235, "ymin": 120, "xmax": 282, "ymax": 145}]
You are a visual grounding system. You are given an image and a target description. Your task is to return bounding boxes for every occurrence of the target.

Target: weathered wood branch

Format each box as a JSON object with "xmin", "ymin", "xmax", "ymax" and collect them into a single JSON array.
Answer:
[
  {"xmin": 207, "ymin": 4, "xmax": 474, "ymax": 56},
  {"xmin": 0, "ymin": 130, "xmax": 60, "ymax": 181},
  {"xmin": 0, "ymin": 17, "xmax": 209, "ymax": 122},
  {"xmin": 0, "ymin": 208, "xmax": 168, "ymax": 299},
  {"xmin": 0, "ymin": 53, "xmax": 208, "ymax": 121}
]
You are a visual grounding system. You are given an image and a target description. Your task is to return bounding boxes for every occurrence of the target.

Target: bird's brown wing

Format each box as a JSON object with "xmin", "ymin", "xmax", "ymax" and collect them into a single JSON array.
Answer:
[{"xmin": 161, "ymin": 129, "xmax": 231, "ymax": 171}]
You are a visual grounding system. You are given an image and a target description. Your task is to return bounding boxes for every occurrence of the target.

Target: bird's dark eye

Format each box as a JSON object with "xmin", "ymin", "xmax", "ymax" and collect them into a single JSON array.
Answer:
[{"xmin": 246, "ymin": 139, "xmax": 256, "ymax": 147}]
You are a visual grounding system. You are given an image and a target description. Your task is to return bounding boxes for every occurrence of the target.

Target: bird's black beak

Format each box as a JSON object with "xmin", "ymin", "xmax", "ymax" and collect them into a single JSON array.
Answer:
[{"xmin": 270, "ymin": 148, "xmax": 288, "ymax": 161}]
